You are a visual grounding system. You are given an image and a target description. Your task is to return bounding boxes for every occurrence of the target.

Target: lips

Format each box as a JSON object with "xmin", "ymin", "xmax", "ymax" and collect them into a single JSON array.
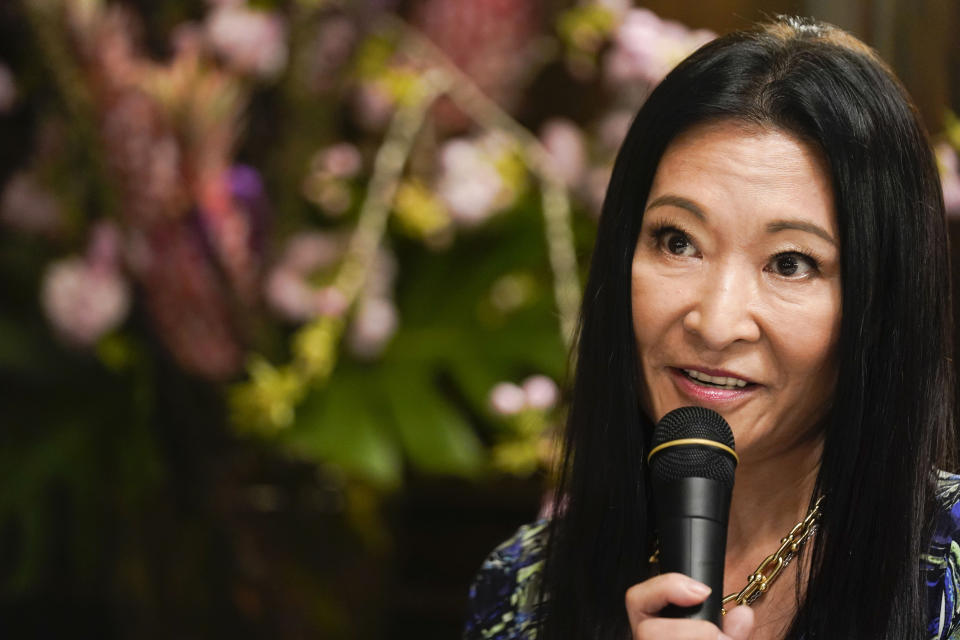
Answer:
[
  {"xmin": 668, "ymin": 366, "xmax": 758, "ymax": 404},
  {"xmin": 681, "ymin": 368, "xmax": 748, "ymax": 389}
]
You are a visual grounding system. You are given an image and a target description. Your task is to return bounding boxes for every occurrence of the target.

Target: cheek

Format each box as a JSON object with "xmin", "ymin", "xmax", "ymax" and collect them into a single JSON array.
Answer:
[
  {"xmin": 631, "ymin": 262, "xmax": 663, "ymax": 354},
  {"xmin": 631, "ymin": 258, "xmax": 687, "ymax": 363},
  {"xmin": 770, "ymin": 290, "xmax": 842, "ymax": 385}
]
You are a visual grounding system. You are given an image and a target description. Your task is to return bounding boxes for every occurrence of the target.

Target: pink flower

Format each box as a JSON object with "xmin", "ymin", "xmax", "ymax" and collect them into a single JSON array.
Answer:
[
  {"xmin": 263, "ymin": 231, "xmax": 350, "ymax": 321},
  {"xmin": 86, "ymin": 221, "xmax": 124, "ymax": 269},
  {"xmin": 522, "ymin": 375, "xmax": 559, "ymax": 410},
  {"xmin": 353, "ymin": 82, "xmax": 396, "ymax": 131},
  {"xmin": 540, "ymin": 118, "xmax": 588, "ymax": 187},
  {"xmin": 937, "ymin": 143, "xmax": 960, "ymax": 216},
  {"xmin": 265, "ymin": 269, "xmax": 347, "ymax": 321},
  {"xmin": 41, "ymin": 257, "xmax": 131, "ymax": 347},
  {"xmin": 137, "ymin": 221, "xmax": 244, "ymax": 379},
  {"xmin": 0, "ymin": 63, "xmax": 17, "ymax": 113},
  {"xmin": 205, "ymin": 5, "xmax": 288, "ymax": 78},
  {"xmin": 413, "ymin": 0, "xmax": 541, "ymax": 131},
  {"xmin": 194, "ymin": 165, "xmax": 268, "ymax": 305},
  {"xmin": 605, "ymin": 8, "xmax": 715, "ymax": 87},
  {"xmin": 100, "ymin": 92, "xmax": 187, "ymax": 225},
  {"xmin": 311, "ymin": 142, "xmax": 363, "ymax": 179},
  {"xmin": 281, "ymin": 231, "xmax": 346, "ymax": 272},
  {"xmin": 346, "ymin": 297, "xmax": 398, "ymax": 359},
  {"xmin": 489, "ymin": 382, "xmax": 526, "ymax": 416},
  {"xmin": 0, "ymin": 172, "xmax": 64, "ymax": 237},
  {"xmin": 436, "ymin": 138, "xmax": 505, "ymax": 225}
]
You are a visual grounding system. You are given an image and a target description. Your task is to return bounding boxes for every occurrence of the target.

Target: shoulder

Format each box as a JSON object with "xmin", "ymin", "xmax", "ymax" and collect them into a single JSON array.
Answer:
[
  {"xmin": 925, "ymin": 472, "xmax": 960, "ymax": 639},
  {"xmin": 463, "ymin": 519, "xmax": 549, "ymax": 640}
]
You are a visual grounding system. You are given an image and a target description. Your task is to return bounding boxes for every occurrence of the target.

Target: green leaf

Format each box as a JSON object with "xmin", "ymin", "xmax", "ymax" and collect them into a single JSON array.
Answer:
[
  {"xmin": 282, "ymin": 371, "xmax": 402, "ymax": 490},
  {"xmin": 383, "ymin": 368, "xmax": 484, "ymax": 477}
]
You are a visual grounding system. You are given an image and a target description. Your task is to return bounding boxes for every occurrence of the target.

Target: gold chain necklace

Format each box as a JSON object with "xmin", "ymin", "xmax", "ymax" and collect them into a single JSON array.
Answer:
[
  {"xmin": 720, "ymin": 495, "xmax": 824, "ymax": 615},
  {"xmin": 648, "ymin": 496, "xmax": 824, "ymax": 615}
]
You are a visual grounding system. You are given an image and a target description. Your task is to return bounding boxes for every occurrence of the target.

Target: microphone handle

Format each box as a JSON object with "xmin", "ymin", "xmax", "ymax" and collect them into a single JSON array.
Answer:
[{"xmin": 654, "ymin": 477, "xmax": 732, "ymax": 625}]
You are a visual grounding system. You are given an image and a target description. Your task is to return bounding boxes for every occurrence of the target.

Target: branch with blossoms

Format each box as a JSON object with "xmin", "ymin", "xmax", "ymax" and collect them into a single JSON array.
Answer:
[
  {"xmin": 225, "ymin": 4, "xmax": 720, "ymax": 479},
  {"xmin": 230, "ymin": 15, "xmax": 590, "ymax": 439},
  {"xmin": 231, "ymin": 54, "xmax": 451, "ymax": 432},
  {"xmin": 8, "ymin": 0, "xmax": 726, "ymax": 486}
]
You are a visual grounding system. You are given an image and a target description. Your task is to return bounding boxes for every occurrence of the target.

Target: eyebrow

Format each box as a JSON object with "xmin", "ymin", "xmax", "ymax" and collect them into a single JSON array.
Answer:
[
  {"xmin": 646, "ymin": 194, "xmax": 837, "ymax": 247},
  {"xmin": 645, "ymin": 195, "xmax": 705, "ymax": 220},
  {"xmin": 766, "ymin": 220, "xmax": 837, "ymax": 246}
]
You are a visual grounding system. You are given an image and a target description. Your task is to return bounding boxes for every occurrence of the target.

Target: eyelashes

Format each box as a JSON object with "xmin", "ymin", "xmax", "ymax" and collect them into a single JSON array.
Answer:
[
  {"xmin": 644, "ymin": 220, "xmax": 825, "ymax": 278},
  {"xmin": 650, "ymin": 222, "xmax": 698, "ymax": 257}
]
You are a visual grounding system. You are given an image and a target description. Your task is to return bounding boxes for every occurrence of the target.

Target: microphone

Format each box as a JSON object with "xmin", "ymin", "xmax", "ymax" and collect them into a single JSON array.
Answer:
[{"xmin": 648, "ymin": 406, "xmax": 738, "ymax": 625}]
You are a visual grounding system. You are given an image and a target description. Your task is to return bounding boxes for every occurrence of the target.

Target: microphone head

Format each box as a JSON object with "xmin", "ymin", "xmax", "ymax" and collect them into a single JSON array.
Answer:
[{"xmin": 649, "ymin": 406, "xmax": 737, "ymax": 489}]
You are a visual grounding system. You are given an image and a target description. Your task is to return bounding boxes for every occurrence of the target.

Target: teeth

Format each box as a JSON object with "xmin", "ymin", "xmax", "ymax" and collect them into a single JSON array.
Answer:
[{"xmin": 683, "ymin": 369, "xmax": 748, "ymax": 389}]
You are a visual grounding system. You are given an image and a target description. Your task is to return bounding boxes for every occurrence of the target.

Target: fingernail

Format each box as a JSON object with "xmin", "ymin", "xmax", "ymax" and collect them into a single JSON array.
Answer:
[{"xmin": 687, "ymin": 581, "xmax": 711, "ymax": 597}]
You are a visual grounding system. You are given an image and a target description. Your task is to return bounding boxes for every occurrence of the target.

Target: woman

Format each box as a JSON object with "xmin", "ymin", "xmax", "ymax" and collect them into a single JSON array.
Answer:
[{"xmin": 464, "ymin": 16, "xmax": 960, "ymax": 640}]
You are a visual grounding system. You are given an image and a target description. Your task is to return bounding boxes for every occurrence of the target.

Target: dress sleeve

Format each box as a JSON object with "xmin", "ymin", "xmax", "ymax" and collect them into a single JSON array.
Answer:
[
  {"xmin": 926, "ymin": 473, "xmax": 960, "ymax": 640},
  {"xmin": 463, "ymin": 520, "xmax": 549, "ymax": 640}
]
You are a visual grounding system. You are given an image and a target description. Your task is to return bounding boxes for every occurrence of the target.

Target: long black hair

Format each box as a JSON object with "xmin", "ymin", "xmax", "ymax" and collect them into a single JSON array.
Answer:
[{"xmin": 539, "ymin": 17, "xmax": 956, "ymax": 640}]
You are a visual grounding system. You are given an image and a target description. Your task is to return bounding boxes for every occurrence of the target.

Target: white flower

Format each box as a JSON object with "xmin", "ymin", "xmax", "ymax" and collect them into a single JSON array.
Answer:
[
  {"xmin": 41, "ymin": 257, "xmax": 130, "ymax": 347},
  {"xmin": 265, "ymin": 268, "xmax": 347, "ymax": 321},
  {"xmin": 522, "ymin": 375, "xmax": 559, "ymax": 410},
  {"xmin": 347, "ymin": 297, "xmax": 398, "ymax": 359},
  {"xmin": 263, "ymin": 231, "xmax": 350, "ymax": 321},
  {"xmin": 489, "ymin": 382, "xmax": 526, "ymax": 416},
  {"xmin": 436, "ymin": 138, "xmax": 505, "ymax": 225},
  {"xmin": 540, "ymin": 118, "xmax": 588, "ymax": 187},
  {"xmin": 205, "ymin": 5, "xmax": 288, "ymax": 78},
  {"xmin": 605, "ymin": 8, "xmax": 715, "ymax": 86}
]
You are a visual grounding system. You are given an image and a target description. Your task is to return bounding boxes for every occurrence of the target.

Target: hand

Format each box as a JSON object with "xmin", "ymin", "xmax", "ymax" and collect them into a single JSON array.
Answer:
[{"xmin": 625, "ymin": 573, "xmax": 755, "ymax": 639}]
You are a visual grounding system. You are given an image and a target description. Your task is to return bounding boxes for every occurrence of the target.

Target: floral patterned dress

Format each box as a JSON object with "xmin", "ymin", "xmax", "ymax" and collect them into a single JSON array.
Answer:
[{"xmin": 464, "ymin": 473, "xmax": 960, "ymax": 640}]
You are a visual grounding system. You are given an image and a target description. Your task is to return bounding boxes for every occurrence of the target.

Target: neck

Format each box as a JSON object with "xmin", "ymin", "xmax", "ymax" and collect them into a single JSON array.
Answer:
[{"xmin": 725, "ymin": 435, "xmax": 822, "ymax": 561}]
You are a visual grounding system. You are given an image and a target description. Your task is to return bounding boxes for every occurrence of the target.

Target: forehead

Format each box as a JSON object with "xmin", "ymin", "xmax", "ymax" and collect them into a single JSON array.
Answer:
[{"xmin": 647, "ymin": 119, "xmax": 837, "ymax": 236}]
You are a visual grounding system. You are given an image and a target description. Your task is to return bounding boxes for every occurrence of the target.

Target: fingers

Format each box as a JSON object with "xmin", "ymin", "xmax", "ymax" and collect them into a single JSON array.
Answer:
[
  {"xmin": 625, "ymin": 573, "xmax": 712, "ymax": 622},
  {"xmin": 633, "ymin": 617, "xmax": 726, "ymax": 639},
  {"xmin": 625, "ymin": 573, "xmax": 713, "ymax": 635},
  {"xmin": 721, "ymin": 605, "xmax": 754, "ymax": 640}
]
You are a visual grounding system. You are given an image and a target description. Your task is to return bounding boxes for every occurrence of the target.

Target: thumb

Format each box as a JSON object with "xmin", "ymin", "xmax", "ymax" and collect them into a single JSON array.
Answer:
[{"xmin": 720, "ymin": 605, "xmax": 754, "ymax": 640}]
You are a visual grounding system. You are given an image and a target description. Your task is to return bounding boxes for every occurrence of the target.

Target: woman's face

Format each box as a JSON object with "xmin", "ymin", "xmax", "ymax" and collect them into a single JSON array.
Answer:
[{"xmin": 631, "ymin": 120, "xmax": 842, "ymax": 461}]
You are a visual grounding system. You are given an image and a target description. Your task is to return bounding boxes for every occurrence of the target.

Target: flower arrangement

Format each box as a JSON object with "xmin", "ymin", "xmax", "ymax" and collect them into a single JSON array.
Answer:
[
  {"xmin": 7, "ymin": 0, "xmax": 720, "ymax": 485},
  {"xmin": 0, "ymin": 0, "xmax": 725, "ymax": 628},
  {"xmin": 6, "ymin": 0, "xmax": 957, "ymax": 634}
]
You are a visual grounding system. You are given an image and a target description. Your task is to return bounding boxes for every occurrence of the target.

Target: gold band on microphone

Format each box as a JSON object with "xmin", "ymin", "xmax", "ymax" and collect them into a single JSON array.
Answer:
[{"xmin": 647, "ymin": 438, "xmax": 739, "ymax": 464}]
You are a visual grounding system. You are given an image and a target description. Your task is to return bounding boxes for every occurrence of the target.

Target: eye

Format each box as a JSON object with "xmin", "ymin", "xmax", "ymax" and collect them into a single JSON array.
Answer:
[
  {"xmin": 654, "ymin": 227, "xmax": 698, "ymax": 257},
  {"xmin": 768, "ymin": 252, "xmax": 819, "ymax": 278}
]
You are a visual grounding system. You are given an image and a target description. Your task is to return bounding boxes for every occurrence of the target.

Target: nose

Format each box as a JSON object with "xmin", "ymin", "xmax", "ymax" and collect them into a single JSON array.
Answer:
[{"xmin": 682, "ymin": 263, "xmax": 761, "ymax": 350}]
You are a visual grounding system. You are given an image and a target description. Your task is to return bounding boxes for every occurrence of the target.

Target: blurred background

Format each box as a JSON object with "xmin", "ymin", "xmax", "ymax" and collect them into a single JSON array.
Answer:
[{"xmin": 0, "ymin": 0, "xmax": 958, "ymax": 638}]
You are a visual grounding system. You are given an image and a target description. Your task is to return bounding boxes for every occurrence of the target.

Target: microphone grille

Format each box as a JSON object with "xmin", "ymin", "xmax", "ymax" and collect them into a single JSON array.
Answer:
[{"xmin": 649, "ymin": 406, "xmax": 737, "ymax": 488}]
